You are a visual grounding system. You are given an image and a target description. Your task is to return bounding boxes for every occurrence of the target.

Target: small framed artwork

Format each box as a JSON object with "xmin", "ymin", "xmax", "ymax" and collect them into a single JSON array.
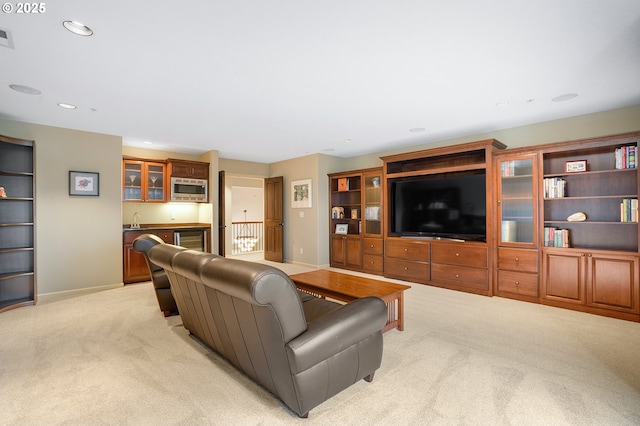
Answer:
[
  {"xmin": 565, "ymin": 160, "xmax": 587, "ymax": 173},
  {"xmin": 291, "ymin": 178, "xmax": 312, "ymax": 208},
  {"xmin": 335, "ymin": 223, "xmax": 348, "ymax": 234},
  {"xmin": 69, "ymin": 171, "xmax": 100, "ymax": 196}
]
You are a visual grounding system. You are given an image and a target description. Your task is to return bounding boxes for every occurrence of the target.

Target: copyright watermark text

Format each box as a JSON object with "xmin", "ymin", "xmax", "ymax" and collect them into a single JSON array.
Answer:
[{"xmin": 2, "ymin": 3, "xmax": 46, "ymax": 13}]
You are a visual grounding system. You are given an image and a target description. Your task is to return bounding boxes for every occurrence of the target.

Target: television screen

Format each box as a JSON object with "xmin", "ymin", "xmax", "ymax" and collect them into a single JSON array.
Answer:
[{"xmin": 389, "ymin": 171, "xmax": 487, "ymax": 241}]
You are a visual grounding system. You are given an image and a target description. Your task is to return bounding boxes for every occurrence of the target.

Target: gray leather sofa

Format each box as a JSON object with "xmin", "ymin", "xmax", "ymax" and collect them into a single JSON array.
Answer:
[
  {"xmin": 132, "ymin": 234, "xmax": 187, "ymax": 317},
  {"xmin": 145, "ymin": 239, "xmax": 388, "ymax": 418}
]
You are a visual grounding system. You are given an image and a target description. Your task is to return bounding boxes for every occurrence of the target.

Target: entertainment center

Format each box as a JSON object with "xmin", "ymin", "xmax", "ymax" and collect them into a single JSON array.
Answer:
[{"xmin": 329, "ymin": 131, "xmax": 640, "ymax": 322}]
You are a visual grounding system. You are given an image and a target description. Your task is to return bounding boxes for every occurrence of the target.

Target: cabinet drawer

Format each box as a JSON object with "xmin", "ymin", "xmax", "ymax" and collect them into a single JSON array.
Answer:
[
  {"xmin": 498, "ymin": 248, "xmax": 538, "ymax": 273},
  {"xmin": 431, "ymin": 244, "xmax": 487, "ymax": 268},
  {"xmin": 385, "ymin": 239, "xmax": 429, "ymax": 261},
  {"xmin": 497, "ymin": 270, "xmax": 539, "ymax": 297},
  {"xmin": 156, "ymin": 230, "xmax": 174, "ymax": 243},
  {"xmin": 363, "ymin": 254, "xmax": 384, "ymax": 273},
  {"xmin": 384, "ymin": 258, "xmax": 429, "ymax": 282},
  {"xmin": 363, "ymin": 238, "xmax": 383, "ymax": 255},
  {"xmin": 430, "ymin": 263, "xmax": 488, "ymax": 290}
]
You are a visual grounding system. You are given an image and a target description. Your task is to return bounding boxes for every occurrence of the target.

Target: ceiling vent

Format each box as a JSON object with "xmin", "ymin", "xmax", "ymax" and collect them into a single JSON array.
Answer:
[{"xmin": 0, "ymin": 27, "xmax": 15, "ymax": 49}]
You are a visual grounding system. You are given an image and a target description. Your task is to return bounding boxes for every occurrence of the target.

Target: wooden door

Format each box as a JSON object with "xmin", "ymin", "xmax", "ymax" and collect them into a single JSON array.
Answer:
[
  {"xmin": 542, "ymin": 250, "xmax": 585, "ymax": 305},
  {"xmin": 218, "ymin": 170, "xmax": 226, "ymax": 256},
  {"xmin": 588, "ymin": 253, "xmax": 639, "ymax": 313},
  {"xmin": 264, "ymin": 176, "xmax": 284, "ymax": 262}
]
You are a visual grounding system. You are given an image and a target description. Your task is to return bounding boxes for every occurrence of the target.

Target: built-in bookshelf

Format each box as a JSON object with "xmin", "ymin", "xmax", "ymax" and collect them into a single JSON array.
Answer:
[
  {"xmin": 542, "ymin": 136, "xmax": 638, "ymax": 252},
  {"xmin": 0, "ymin": 135, "xmax": 36, "ymax": 313}
]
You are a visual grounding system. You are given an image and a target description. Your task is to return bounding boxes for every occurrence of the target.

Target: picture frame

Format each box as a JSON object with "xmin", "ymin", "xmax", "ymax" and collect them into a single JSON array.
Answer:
[
  {"xmin": 291, "ymin": 178, "xmax": 312, "ymax": 208},
  {"xmin": 69, "ymin": 171, "xmax": 100, "ymax": 196},
  {"xmin": 565, "ymin": 160, "xmax": 587, "ymax": 173},
  {"xmin": 335, "ymin": 223, "xmax": 348, "ymax": 234}
]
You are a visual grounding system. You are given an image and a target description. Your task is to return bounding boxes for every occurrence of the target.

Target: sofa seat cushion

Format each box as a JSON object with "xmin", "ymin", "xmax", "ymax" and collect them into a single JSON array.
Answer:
[{"xmin": 301, "ymin": 295, "xmax": 342, "ymax": 323}]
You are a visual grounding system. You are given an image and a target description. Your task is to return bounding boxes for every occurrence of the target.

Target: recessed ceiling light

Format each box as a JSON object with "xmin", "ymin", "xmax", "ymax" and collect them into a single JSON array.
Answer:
[
  {"xmin": 143, "ymin": 141, "xmax": 153, "ymax": 145},
  {"xmin": 496, "ymin": 101, "xmax": 510, "ymax": 107},
  {"xmin": 58, "ymin": 103, "xmax": 77, "ymax": 109},
  {"xmin": 552, "ymin": 93, "xmax": 578, "ymax": 102},
  {"xmin": 62, "ymin": 20, "xmax": 93, "ymax": 36},
  {"xmin": 9, "ymin": 84, "xmax": 41, "ymax": 95},
  {"xmin": 409, "ymin": 127, "xmax": 426, "ymax": 133}
]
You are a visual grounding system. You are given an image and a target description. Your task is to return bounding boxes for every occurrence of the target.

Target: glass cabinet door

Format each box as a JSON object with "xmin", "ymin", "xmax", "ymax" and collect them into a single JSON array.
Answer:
[
  {"xmin": 146, "ymin": 163, "xmax": 165, "ymax": 201},
  {"xmin": 123, "ymin": 161, "xmax": 143, "ymax": 201},
  {"xmin": 363, "ymin": 171, "xmax": 382, "ymax": 237},
  {"xmin": 497, "ymin": 155, "xmax": 538, "ymax": 245}
]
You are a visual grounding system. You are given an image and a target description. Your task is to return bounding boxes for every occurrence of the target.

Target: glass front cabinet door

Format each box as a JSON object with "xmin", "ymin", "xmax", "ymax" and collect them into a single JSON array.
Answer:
[
  {"xmin": 123, "ymin": 160, "xmax": 166, "ymax": 202},
  {"xmin": 496, "ymin": 153, "xmax": 539, "ymax": 246}
]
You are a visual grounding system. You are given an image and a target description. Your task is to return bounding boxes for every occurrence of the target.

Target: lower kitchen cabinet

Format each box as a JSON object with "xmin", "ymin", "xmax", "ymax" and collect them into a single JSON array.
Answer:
[{"xmin": 123, "ymin": 230, "xmax": 174, "ymax": 284}]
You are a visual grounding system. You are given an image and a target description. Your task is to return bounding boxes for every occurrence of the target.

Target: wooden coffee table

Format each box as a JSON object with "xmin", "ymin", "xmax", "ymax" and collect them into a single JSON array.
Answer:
[{"xmin": 289, "ymin": 269, "xmax": 411, "ymax": 333}]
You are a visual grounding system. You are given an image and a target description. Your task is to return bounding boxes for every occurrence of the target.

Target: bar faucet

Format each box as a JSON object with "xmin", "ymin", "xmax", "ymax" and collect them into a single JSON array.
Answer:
[{"xmin": 132, "ymin": 212, "xmax": 140, "ymax": 229}]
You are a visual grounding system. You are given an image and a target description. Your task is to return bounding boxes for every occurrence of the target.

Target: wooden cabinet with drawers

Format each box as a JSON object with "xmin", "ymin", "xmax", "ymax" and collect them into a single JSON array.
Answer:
[
  {"xmin": 496, "ymin": 247, "xmax": 539, "ymax": 299},
  {"xmin": 362, "ymin": 237, "xmax": 384, "ymax": 274},
  {"xmin": 329, "ymin": 168, "xmax": 384, "ymax": 275},
  {"xmin": 384, "ymin": 238, "xmax": 430, "ymax": 283},
  {"xmin": 430, "ymin": 242, "xmax": 489, "ymax": 294}
]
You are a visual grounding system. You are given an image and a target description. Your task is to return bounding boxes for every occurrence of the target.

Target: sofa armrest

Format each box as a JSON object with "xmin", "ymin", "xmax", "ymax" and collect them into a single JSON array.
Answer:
[{"xmin": 286, "ymin": 296, "xmax": 387, "ymax": 374}]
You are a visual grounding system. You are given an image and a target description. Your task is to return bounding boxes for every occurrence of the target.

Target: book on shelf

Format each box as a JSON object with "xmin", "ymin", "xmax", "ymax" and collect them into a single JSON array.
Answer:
[
  {"xmin": 543, "ymin": 177, "xmax": 566, "ymax": 198},
  {"xmin": 544, "ymin": 227, "xmax": 570, "ymax": 247},
  {"xmin": 365, "ymin": 206, "xmax": 380, "ymax": 220},
  {"xmin": 337, "ymin": 178, "xmax": 349, "ymax": 191},
  {"xmin": 620, "ymin": 198, "xmax": 638, "ymax": 222},
  {"xmin": 331, "ymin": 206, "xmax": 344, "ymax": 219},
  {"xmin": 615, "ymin": 144, "xmax": 638, "ymax": 169},
  {"xmin": 501, "ymin": 161, "xmax": 516, "ymax": 177}
]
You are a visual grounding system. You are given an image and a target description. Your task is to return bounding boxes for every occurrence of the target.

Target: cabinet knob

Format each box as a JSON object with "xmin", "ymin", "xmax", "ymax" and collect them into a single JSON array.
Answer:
[
  {"xmin": 515, "ymin": 281, "xmax": 520, "ymax": 286},
  {"xmin": 404, "ymin": 248, "xmax": 408, "ymax": 252},
  {"xmin": 515, "ymin": 257, "xmax": 519, "ymax": 262},
  {"xmin": 455, "ymin": 274, "xmax": 460, "ymax": 278},
  {"xmin": 370, "ymin": 244, "xmax": 374, "ymax": 248},
  {"xmin": 455, "ymin": 253, "xmax": 460, "ymax": 256},
  {"xmin": 404, "ymin": 267, "xmax": 408, "ymax": 271}
]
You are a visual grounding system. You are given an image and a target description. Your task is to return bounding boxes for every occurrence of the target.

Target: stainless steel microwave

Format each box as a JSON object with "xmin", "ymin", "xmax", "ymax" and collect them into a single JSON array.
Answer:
[{"xmin": 170, "ymin": 177, "xmax": 208, "ymax": 202}]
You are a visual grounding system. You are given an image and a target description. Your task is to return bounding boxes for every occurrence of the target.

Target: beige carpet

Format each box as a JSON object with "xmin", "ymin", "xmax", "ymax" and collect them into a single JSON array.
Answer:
[{"xmin": 1, "ymin": 261, "xmax": 639, "ymax": 425}]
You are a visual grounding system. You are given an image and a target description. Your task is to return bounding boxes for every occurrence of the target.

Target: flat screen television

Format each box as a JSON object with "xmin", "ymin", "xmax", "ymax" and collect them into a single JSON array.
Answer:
[{"xmin": 388, "ymin": 170, "xmax": 487, "ymax": 242}]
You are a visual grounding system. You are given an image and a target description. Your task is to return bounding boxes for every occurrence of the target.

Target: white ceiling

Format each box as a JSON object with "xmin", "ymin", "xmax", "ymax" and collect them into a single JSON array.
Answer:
[{"xmin": 1, "ymin": 0, "xmax": 639, "ymax": 163}]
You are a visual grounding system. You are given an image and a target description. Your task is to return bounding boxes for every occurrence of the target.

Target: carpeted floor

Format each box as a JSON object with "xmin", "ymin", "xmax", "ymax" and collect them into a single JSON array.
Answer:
[{"xmin": 1, "ymin": 261, "xmax": 639, "ymax": 425}]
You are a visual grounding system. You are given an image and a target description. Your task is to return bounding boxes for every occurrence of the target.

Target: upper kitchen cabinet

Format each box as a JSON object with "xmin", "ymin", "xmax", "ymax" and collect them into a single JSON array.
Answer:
[
  {"xmin": 167, "ymin": 159, "xmax": 209, "ymax": 179},
  {"xmin": 122, "ymin": 158, "xmax": 166, "ymax": 202}
]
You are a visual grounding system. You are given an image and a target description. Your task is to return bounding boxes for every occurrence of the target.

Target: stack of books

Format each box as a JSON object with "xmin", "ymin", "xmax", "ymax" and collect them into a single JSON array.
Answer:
[
  {"xmin": 615, "ymin": 145, "xmax": 637, "ymax": 169},
  {"xmin": 620, "ymin": 198, "xmax": 638, "ymax": 222},
  {"xmin": 543, "ymin": 177, "xmax": 566, "ymax": 198},
  {"xmin": 544, "ymin": 227, "xmax": 570, "ymax": 247}
]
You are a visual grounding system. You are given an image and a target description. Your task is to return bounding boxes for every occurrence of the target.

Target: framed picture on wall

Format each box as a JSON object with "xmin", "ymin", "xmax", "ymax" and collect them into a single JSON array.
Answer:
[
  {"xmin": 291, "ymin": 179, "xmax": 312, "ymax": 208},
  {"xmin": 69, "ymin": 171, "xmax": 100, "ymax": 196}
]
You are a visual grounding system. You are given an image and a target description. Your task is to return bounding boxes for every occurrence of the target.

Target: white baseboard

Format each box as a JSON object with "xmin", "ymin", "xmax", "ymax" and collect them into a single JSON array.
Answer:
[{"xmin": 38, "ymin": 282, "xmax": 125, "ymax": 302}]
